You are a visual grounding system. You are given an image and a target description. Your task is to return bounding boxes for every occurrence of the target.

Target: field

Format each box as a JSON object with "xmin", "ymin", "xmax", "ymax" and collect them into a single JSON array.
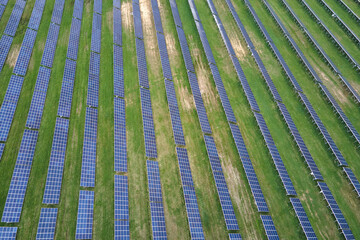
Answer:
[{"xmin": 0, "ymin": 0, "xmax": 359, "ymax": 239}]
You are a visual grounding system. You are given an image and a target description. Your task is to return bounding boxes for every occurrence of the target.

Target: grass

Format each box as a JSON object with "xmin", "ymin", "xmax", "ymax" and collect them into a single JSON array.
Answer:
[{"xmin": 0, "ymin": 0, "xmax": 359, "ymax": 238}]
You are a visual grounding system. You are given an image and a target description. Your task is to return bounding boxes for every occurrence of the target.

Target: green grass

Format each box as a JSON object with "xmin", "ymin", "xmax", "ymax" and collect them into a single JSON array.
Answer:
[{"xmin": 0, "ymin": 0, "xmax": 359, "ymax": 238}]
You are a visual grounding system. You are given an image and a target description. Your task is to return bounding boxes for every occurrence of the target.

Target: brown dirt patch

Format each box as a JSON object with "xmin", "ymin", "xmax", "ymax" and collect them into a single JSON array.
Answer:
[
  {"xmin": 317, "ymin": 69, "xmax": 350, "ymax": 104},
  {"xmin": 122, "ymin": 2, "xmax": 133, "ymax": 31},
  {"xmin": 6, "ymin": 44, "xmax": 21, "ymax": 68},
  {"xmin": 177, "ymin": 84, "xmax": 195, "ymax": 111},
  {"xmin": 228, "ymin": 32, "xmax": 247, "ymax": 61}
]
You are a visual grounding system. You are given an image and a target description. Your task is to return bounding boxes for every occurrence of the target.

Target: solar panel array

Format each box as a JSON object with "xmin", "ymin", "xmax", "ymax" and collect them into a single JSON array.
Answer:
[
  {"xmin": 36, "ymin": 208, "xmax": 58, "ymax": 240},
  {"xmin": 260, "ymin": 215, "xmax": 280, "ymax": 240},
  {"xmin": 0, "ymin": 0, "xmax": 26, "ymax": 72},
  {"xmin": 0, "ymin": 3, "xmax": 5, "ymax": 20},
  {"xmin": 317, "ymin": 182, "xmax": 354, "ymax": 239},
  {"xmin": 42, "ymin": 118, "xmax": 69, "ymax": 204},
  {"xmin": 75, "ymin": 190, "xmax": 94, "ymax": 240},
  {"xmin": 317, "ymin": 0, "xmax": 360, "ymax": 46},
  {"xmin": 299, "ymin": 0, "xmax": 360, "ymax": 71},
  {"xmin": 0, "ymin": 227, "xmax": 17, "ymax": 240},
  {"xmin": 263, "ymin": 0, "xmax": 360, "ymax": 148},
  {"xmin": 113, "ymin": 1, "xmax": 130, "ymax": 238},
  {"xmin": 1, "ymin": 130, "xmax": 38, "ymax": 223},
  {"xmin": 281, "ymin": 0, "xmax": 360, "ymax": 105},
  {"xmin": 190, "ymin": 0, "xmax": 270, "ymax": 217},
  {"xmin": 245, "ymin": 1, "xmax": 357, "ymax": 238},
  {"xmin": 147, "ymin": 160, "xmax": 167, "ymax": 239},
  {"xmin": 290, "ymin": 198, "xmax": 317, "ymax": 240},
  {"xmin": 170, "ymin": 0, "xmax": 241, "ymax": 233},
  {"xmin": 343, "ymin": 167, "xmax": 360, "ymax": 198},
  {"xmin": 334, "ymin": 0, "xmax": 360, "ymax": 23},
  {"xmin": 57, "ymin": 59, "xmax": 77, "ymax": 118}
]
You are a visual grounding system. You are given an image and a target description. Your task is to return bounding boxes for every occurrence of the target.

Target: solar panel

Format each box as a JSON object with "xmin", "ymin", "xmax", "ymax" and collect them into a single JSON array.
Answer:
[
  {"xmin": 113, "ymin": 45, "xmax": 124, "ymax": 97},
  {"xmin": 94, "ymin": 0, "xmax": 102, "ymax": 14},
  {"xmin": 13, "ymin": 46, "xmax": 33, "ymax": 76},
  {"xmin": 36, "ymin": 208, "xmax": 58, "ymax": 240},
  {"xmin": 135, "ymin": 38, "xmax": 149, "ymax": 89},
  {"xmin": 89, "ymin": 52, "xmax": 100, "ymax": 76},
  {"xmin": 0, "ymin": 143, "xmax": 4, "ymax": 160},
  {"xmin": 57, "ymin": 59, "xmax": 77, "ymax": 118},
  {"xmin": 114, "ymin": 175, "xmax": 129, "ymax": 220},
  {"xmin": 343, "ymin": 167, "xmax": 360, "ymax": 198},
  {"xmin": 4, "ymin": 0, "xmax": 26, "ymax": 36},
  {"xmin": 260, "ymin": 215, "xmax": 279, "ymax": 240},
  {"xmin": 80, "ymin": 108, "xmax": 98, "ymax": 188},
  {"xmin": 28, "ymin": 0, "xmax": 45, "ymax": 31},
  {"xmin": 0, "ymin": 35, "xmax": 14, "ymax": 72},
  {"xmin": 113, "ymin": 7, "xmax": 122, "ymax": 46},
  {"xmin": 289, "ymin": 198, "xmax": 317, "ymax": 240},
  {"xmin": 51, "ymin": 0, "xmax": 65, "ymax": 25},
  {"xmin": 114, "ymin": 97, "xmax": 127, "ymax": 172},
  {"xmin": 75, "ymin": 190, "xmax": 94, "ymax": 240},
  {"xmin": 41, "ymin": 23, "xmax": 60, "ymax": 68},
  {"xmin": 229, "ymin": 233, "xmax": 242, "ymax": 240},
  {"xmin": 42, "ymin": 118, "xmax": 69, "ymax": 204},
  {"xmin": 0, "ymin": 227, "xmax": 18, "ymax": 240},
  {"xmin": 114, "ymin": 220, "xmax": 130, "ymax": 240},
  {"xmin": 91, "ymin": 12, "xmax": 102, "ymax": 53},
  {"xmin": 1, "ymin": 130, "xmax": 38, "ymax": 223},
  {"xmin": 133, "ymin": 3, "xmax": 143, "ymax": 39},
  {"xmin": 147, "ymin": 160, "xmax": 167, "ymax": 239},
  {"xmin": 113, "ymin": 0, "xmax": 121, "ymax": 9},
  {"xmin": 67, "ymin": 17, "xmax": 82, "ymax": 60},
  {"xmin": 73, "ymin": 0, "xmax": 84, "ymax": 20},
  {"xmin": 0, "ymin": 5, "xmax": 5, "ymax": 21},
  {"xmin": 22, "ymin": 28, "xmax": 37, "ymax": 49}
]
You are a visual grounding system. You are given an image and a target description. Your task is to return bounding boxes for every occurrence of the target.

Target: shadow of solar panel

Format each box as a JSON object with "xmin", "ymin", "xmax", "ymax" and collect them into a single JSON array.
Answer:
[
  {"xmin": 1, "ymin": 130, "xmax": 38, "ymax": 223},
  {"xmin": 73, "ymin": 0, "xmax": 83, "ymax": 20},
  {"xmin": 75, "ymin": 190, "xmax": 94, "ymax": 240},
  {"xmin": 67, "ymin": 17, "xmax": 82, "ymax": 60},
  {"xmin": 289, "ymin": 198, "xmax": 317, "ymax": 240},
  {"xmin": 4, "ymin": 0, "xmax": 26, "ymax": 36},
  {"xmin": 113, "ymin": 8, "xmax": 122, "ymax": 46},
  {"xmin": 41, "ymin": 23, "xmax": 60, "ymax": 68},
  {"xmin": 114, "ymin": 220, "xmax": 129, "ymax": 240},
  {"xmin": 114, "ymin": 98, "xmax": 127, "ymax": 172},
  {"xmin": 260, "ymin": 215, "xmax": 279, "ymax": 240},
  {"xmin": 36, "ymin": 208, "xmax": 58, "ymax": 240},
  {"xmin": 0, "ymin": 35, "xmax": 13, "ymax": 72},
  {"xmin": 13, "ymin": 46, "xmax": 32, "ymax": 76},
  {"xmin": 42, "ymin": 118, "xmax": 69, "ymax": 204},
  {"xmin": 0, "ymin": 227, "xmax": 17, "ymax": 240},
  {"xmin": 51, "ymin": 0, "xmax": 65, "ymax": 25},
  {"xmin": 115, "ymin": 175, "xmax": 129, "ymax": 220}
]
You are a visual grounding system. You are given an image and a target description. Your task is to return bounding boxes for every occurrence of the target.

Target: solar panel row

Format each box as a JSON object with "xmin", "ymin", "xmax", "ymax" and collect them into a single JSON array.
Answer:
[
  {"xmin": 317, "ymin": 182, "xmax": 354, "ymax": 239},
  {"xmin": 343, "ymin": 167, "xmax": 360, "ymax": 198},
  {"xmin": 135, "ymin": 38, "xmax": 149, "ymax": 89},
  {"xmin": 133, "ymin": 2, "xmax": 143, "ymax": 40},
  {"xmin": 260, "ymin": 215, "xmax": 280, "ymax": 240},
  {"xmin": 114, "ymin": 97, "xmax": 127, "ymax": 172},
  {"xmin": 229, "ymin": 233, "xmax": 242, "ymax": 240},
  {"xmin": 114, "ymin": 45, "xmax": 124, "ymax": 98},
  {"xmin": 0, "ymin": 5, "xmax": 5, "ymax": 21},
  {"xmin": 1, "ymin": 130, "xmax": 38, "ymax": 223},
  {"xmin": 0, "ymin": 35, "xmax": 14, "ymax": 72},
  {"xmin": 80, "ymin": 107, "xmax": 98, "ymax": 188},
  {"xmin": 289, "ymin": 198, "xmax": 317, "ymax": 240},
  {"xmin": 42, "ymin": 118, "xmax": 69, "ymax": 204},
  {"xmin": 57, "ymin": 59, "xmax": 77, "ymax": 118},
  {"xmin": 4, "ymin": 0, "xmax": 26, "ymax": 37},
  {"xmin": 140, "ymin": 88, "xmax": 157, "ymax": 158},
  {"xmin": 176, "ymin": 148, "xmax": 205, "ymax": 239},
  {"xmin": 171, "ymin": 0, "xmax": 242, "ymax": 233},
  {"xmin": 0, "ymin": 227, "xmax": 17, "ymax": 240},
  {"xmin": 147, "ymin": 160, "xmax": 167, "ymax": 239},
  {"xmin": 91, "ymin": 12, "xmax": 102, "ymax": 53},
  {"xmin": 36, "ymin": 208, "xmax": 58, "ymax": 240},
  {"xmin": 51, "ymin": 0, "xmax": 65, "ymax": 25},
  {"xmin": 73, "ymin": 0, "xmax": 84, "ymax": 20},
  {"xmin": 115, "ymin": 175, "xmax": 129, "ymax": 220},
  {"xmin": 28, "ymin": 0, "xmax": 46, "ymax": 31},
  {"xmin": 0, "ymin": 75, "xmax": 24, "ymax": 142},
  {"xmin": 113, "ymin": 7, "xmax": 122, "ymax": 46},
  {"xmin": 264, "ymin": 0, "xmax": 360, "ymax": 148},
  {"xmin": 41, "ymin": 23, "xmax": 61, "ymax": 68},
  {"xmin": 334, "ymin": 0, "xmax": 360, "ymax": 23},
  {"xmin": 75, "ymin": 190, "xmax": 94, "ymax": 240},
  {"xmin": 299, "ymin": 0, "xmax": 359, "ymax": 71},
  {"xmin": 67, "ymin": 17, "xmax": 82, "ymax": 61}
]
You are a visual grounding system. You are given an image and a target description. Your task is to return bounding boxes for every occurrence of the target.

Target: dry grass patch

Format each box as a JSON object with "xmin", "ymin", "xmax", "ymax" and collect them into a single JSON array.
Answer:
[{"xmin": 6, "ymin": 44, "xmax": 21, "ymax": 68}]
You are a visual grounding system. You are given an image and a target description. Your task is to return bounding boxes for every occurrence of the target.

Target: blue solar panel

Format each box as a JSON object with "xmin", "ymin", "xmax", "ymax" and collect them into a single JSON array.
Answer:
[
  {"xmin": 114, "ymin": 220, "xmax": 130, "ymax": 240},
  {"xmin": 169, "ymin": 0, "xmax": 182, "ymax": 28},
  {"xmin": 135, "ymin": 38, "xmax": 149, "ymax": 89},
  {"xmin": 133, "ymin": 3, "xmax": 143, "ymax": 39},
  {"xmin": 73, "ymin": 0, "xmax": 84, "ymax": 20},
  {"xmin": 87, "ymin": 74, "xmax": 99, "ymax": 108},
  {"xmin": 343, "ymin": 167, "xmax": 360, "ymax": 198},
  {"xmin": 91, "ymin": 12, "xmax": 101, "ymax": 53},
  {"xmin": 13, "ymin": 46, "xmax": 32, "ymax": 76},
  {"xmin": 51, "ymin": 0, "xmax": 65, "ymax": 25},
  {"xmin": 28, "ymin": 0, "xmax": 45, "ymax": 31},
  {"xmin": 0, "ymin": 5, "xmax": 5, "ymax": 21},
  {"xmin": 0, "ymin": 34, "xmax": 14, "ymax": 72},
  {"xmin": 41, "ymin": 23, "xmax": 60, "ymax": 68},
  {"xmin": 75, "ymin": 190, "xmax": 94, "ymax": 240},
  {"xmin": 1, "ymin": 130, "xmax": 38, "ymax": 223},
  {"xmin": 22, "ymin": 28, "xmax": 37, "ymax": 49},
  {"xmin": 94, "ymin": 0, "xmax": 102, "ymax": 14},
  {"xmin": 113, "ymin": 0, "xmax": 120, "ymax": 9},
  {"xmin": 147, "ymin": 160, "xmax": 167, "ymax": 239},
  {"xmin": 36, "ymin": 208, "xmax": 58, "ymax": 240},
  {"xmin": 0, "ymin": 227, "xmax": 17, "ymax": 240},
  {"xmin": 290, "ymin": 198, "xmax": 317, "ymax": 240},
  {"xmin": 260, "ymin": 215, "xmax": 279, "ymax": 240},
  {"xmin": 114, "ymin": 97, "xmax": 127, "ymax": 172},
  {"xmin": 115, "ymin": 175, "xmax": 129, "ymax": 220},
  {"xmin": 0, "ymin": 143, "xmax": 4, "ymax": 160},
  {"xmin": 113, "ymin": 45, "xmax": 124, "ymax": 98},
  {"xmin": 89, "ymin": 52, "xmax": 100, "ymax": 76},
  {"xmin": 140, "ymin": 89, "xmax": 157, "ymax": 158},
  {"xmin": 113, "ymin": 7, "xmax": 122, "ymax": 46},
  {"xmin": 229, "ymin": 233, "xmax": 242, "ymax": 240},
  {"xmin": 80, "ymin": 108, "xmax": 98, "ymax": 188},
  {"xmin": 57, "ymin": 59, "xmax": 77, "ymax": 118},
  {"xmin": 4, "ymin": 0, "xmax": 26, "ymax": 36},
  {"xmin": 42, "ymin": 118, "xmax": 69, "ymax": 205},
  {"xmin": 67, "ymin": 17, "xmax": 82, "ymax": 60}
]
